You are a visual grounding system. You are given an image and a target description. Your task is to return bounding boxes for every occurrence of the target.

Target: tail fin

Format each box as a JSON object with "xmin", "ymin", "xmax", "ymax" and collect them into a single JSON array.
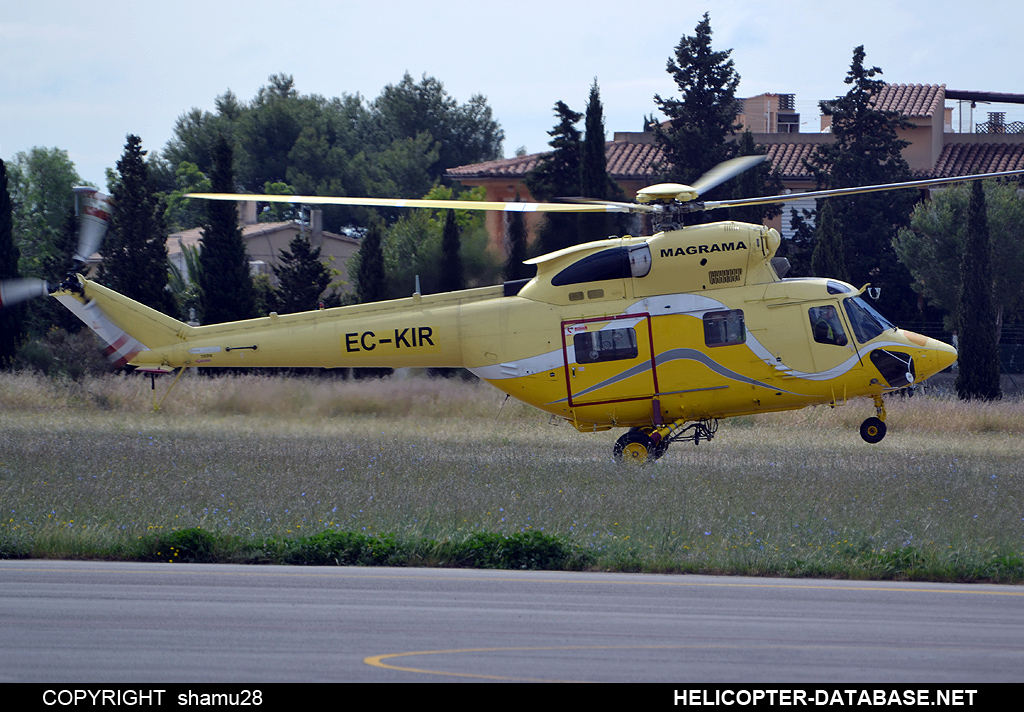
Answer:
[{"xmin": 52, "ymin": 277, "xmax": 190, "ymax": 367}]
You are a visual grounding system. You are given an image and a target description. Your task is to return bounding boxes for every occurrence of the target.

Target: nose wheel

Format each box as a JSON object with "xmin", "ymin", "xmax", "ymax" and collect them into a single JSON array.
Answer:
[
  {"xmin": 859, "ymin": 416, "xmax": 887, "ymax": 443},
  {"xmin": 860, "ymin": 396, "xmax": 888, "ymax": 443}
]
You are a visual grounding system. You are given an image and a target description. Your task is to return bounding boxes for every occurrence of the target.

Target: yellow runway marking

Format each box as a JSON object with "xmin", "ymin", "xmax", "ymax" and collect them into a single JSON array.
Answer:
[{"xmin": 365, "ymin": 643, "xmax": 1024, "ymax": 681}]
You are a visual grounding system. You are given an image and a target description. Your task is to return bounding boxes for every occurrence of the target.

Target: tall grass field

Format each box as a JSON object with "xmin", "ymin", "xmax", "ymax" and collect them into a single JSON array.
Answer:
[{"xmin": 1, "ymin": 371, "xmax": 1022, "ymax": 581}]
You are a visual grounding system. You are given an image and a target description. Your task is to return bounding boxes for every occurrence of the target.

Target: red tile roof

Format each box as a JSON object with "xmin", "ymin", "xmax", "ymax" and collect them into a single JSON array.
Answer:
[
  {"xmin": 448, "ymin": 139, "xmax": 822, "ymax": 183},
  {"xmin": 446, "ymin": 153, "xmax": 542, "ymax": 179},
  {"xmin": 606, "ymin": 140, "xmax": 663, "ymax": 179},
  {"xmin": 764, "ymin": 143, "xmax": 820, "ymax": 181},
  {"xmin": 870, "ymin": 84, "xmax": 945, "ymax": 118},
  {"xmin": 927, "ymin": 142, "xmax": 1024, "ymax": 177}
]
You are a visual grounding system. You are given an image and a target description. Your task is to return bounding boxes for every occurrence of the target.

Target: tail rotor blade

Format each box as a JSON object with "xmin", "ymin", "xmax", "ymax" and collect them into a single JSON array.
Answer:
[
  {"xmin": 74, "ymin": 190, "xmax": 113, "ymax": 263},
  {"xmin": 0, "ymin": 278, "xmax": 51, "ymax": 309}
]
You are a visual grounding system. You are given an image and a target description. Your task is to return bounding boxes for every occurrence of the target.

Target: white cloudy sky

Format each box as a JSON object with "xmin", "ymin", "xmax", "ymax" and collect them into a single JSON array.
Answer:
[{"xmin": 2, "ymin": 0, "xmax": 1021, "ymax": 187}]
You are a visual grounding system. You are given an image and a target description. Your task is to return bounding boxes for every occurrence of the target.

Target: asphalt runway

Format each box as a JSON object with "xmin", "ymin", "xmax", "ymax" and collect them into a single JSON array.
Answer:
[{"xmin": 1, "ymin": 560, "xmax": 1022, "ymax": 683}]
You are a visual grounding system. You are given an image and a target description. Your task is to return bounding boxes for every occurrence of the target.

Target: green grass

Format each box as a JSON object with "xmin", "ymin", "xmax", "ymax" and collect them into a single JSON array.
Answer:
[{"xmin": 1, "ymin": 371, "xmax": 1023, "ymax": 582}]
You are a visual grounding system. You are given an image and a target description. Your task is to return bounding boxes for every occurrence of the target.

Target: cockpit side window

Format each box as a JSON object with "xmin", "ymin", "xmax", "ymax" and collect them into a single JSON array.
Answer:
[
  {"xmin": 843, "ymin": 296, "xmax": 894, "ymax": 344},
  {"xmin": 808, "ymin": 305, "xmax": 848, "ymax": 346}
]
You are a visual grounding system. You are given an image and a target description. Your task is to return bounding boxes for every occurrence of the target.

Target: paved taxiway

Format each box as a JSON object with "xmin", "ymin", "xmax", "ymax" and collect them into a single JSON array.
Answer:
[{"xmin": 1, "ymin": 560, "xmax": 1022, "ymax": 682}]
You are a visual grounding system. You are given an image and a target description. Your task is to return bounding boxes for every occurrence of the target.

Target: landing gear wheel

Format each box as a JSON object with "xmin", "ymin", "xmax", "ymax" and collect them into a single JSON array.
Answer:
[
  {"xmin": 614, "ymin": 430, "xmax": 665, "ymax": 463},
  {"xmin": 860, "ymin": 417, "xmax": 887, "ymax": 444},
  {"xmin": 614, "ymin": 431, "xmax": 653, "ymax": 464}
]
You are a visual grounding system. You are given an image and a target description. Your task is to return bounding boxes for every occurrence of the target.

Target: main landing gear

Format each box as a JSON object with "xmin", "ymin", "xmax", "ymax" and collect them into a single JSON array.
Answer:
[
  {"xmin": 859, "ymin": 396, "xmax": 887, "ymax": 444},
  {"xmin": 613, "ymin": 419, "xmax": 718, "ymax": 464}
]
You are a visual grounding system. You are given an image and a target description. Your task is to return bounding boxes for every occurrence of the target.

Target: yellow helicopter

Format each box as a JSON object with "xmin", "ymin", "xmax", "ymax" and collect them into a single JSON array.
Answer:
[{"xmin": 3, "ymin": 158, "xmax": 1019, "ymax": 462}]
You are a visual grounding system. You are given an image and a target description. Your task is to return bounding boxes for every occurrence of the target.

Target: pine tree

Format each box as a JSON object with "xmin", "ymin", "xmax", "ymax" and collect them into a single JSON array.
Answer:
[
  {"xmin": 730, "ymin": 130, "xmax": 783, "ymax": 226},
  {"xmin": 273, "ymin": 232, "xmax": 332, "ymax": 313},
  {"xmin": 1, "ymin": 159, "xmax": 25, "ymax": 368},
  {"xmin": 654, "ymin": 13, "xmax": 740, "ymax": 187},
  {"xmin": 955, "ymin": 180, "xmax": 1001, "ymax": 401},
  {"xmin": 525, "ymin": 101, "xmax": 583, "ymax": 254},
  {"xmin": 438, "ymin": 209, "xmax": 464, "ymax": 293},
  {"xmin": 810, "ymin": 201, "xmax": 849, "ymax": 282},
  {"xmin": 101, "ymin": 135, "xmax": 175, "ymax": 315},
  {"xmin": 199, "ymin": 136, "xmax": 256, "ymax": 324},
  {"xmin": 806, "ymin": 46, "xmax": 917, "ymax": 320}
]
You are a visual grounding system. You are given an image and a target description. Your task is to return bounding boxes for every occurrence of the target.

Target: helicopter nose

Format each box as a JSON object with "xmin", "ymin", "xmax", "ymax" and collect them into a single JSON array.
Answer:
[
  {"xmin": 903, "ymin": 331, "xmax": 957, "ymax": 380},
  {"xmin": 931, "ymin": 338, "xmax": 958, "ymax": 373}
]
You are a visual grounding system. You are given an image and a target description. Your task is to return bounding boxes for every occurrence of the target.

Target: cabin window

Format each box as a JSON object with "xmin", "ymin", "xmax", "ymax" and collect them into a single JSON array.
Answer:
[
  {"xmin": 628, "ymin": 245, "xmax": 652, "ymax": 278},
  {"xmin": 808, "ymin": 305, "xmax": 848, "ymax": 346},
  {"xmin": 843, "ymin": 296, "xmax": 894, "ymax": 344},
  {"xmin": 703, "ymin": 310, "xmax": 745, "ymax": 347},
  {"xmin": 573, "ymin": 327, "xmax": 638, "ymax": 364}
]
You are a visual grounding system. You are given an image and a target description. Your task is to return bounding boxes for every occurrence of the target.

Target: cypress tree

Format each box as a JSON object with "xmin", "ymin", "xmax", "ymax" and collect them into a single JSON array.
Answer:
[
  {"xmin": 356, "ymin": 213, "xmax": 386, "ymax": 304},
  {"xmin": 438, "ymin": 209, "xmax": 464, "ymax": 293},
  {"xmin": 199, "ymin": 136, "xmax": 256, "ymax": 324},
  {"xmin": 101, "ymin": 135, "xmax": 175, "ymax": 315},
  {"xmin": 273, "ymin": 232, "xmax": 331, "ymax": 313},
  {"xmin": 580, "ymin": 79, "xmax": 623, "ymax": 242},
  {"xmin": 1, "ymin": 159, "xmax": 25, "ymax": 368},
  {"xmin": 810, "ymin": 201, "xmax": 849, "ymax": 282},
  {"xmin": 353, "ymin": 213, "xmax": 390, "ymax": 378},
  {"xmin": 955, "ymin": 180, "xmax": 1001, "ymax": 401},
  {"xmin": 504, "ymin": 203, "xmax": 531, "ymax": 282}
]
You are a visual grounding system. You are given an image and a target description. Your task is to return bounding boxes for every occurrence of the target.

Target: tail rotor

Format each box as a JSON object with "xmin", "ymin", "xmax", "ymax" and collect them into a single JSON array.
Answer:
[{"xmin": 0, "ymin": 187, "xmax": 112, "ymax": 309}]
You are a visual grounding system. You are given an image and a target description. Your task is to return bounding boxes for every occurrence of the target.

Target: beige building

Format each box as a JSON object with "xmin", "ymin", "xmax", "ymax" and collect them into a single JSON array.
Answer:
[
  {"xmin": 448, "ymin": 84, "xmax": 1024, "ymax": 247},
  {"xmin": 167, "ymin": 204, "xmax": 360, "ymax": 293}
]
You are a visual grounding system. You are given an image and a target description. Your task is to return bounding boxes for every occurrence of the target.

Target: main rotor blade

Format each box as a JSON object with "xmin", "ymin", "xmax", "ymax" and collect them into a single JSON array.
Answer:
[
  {"xmin": 185, "ymin": 193, "xmax": 632, "ymax": 214},
  {"xmin": 554, "ymin": 196, "xmax": 660, "ymax": 213},
  {"xmin": 702, "ymin": 169, "xmax": 1024, "ymax": 212},
  {"xmin": 0, "ymin": 278, "xmax": 50, "ymax": 309},
  {"xmin": 690, "ymin": 155, "xmax": 768, "ymax": 197}
]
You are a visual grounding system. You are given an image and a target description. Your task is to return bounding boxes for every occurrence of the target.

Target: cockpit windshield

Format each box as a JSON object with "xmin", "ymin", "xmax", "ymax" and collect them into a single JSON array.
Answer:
[{"xmin": 843, "ymin": 296, "xmax": 895, "ymax": 344}]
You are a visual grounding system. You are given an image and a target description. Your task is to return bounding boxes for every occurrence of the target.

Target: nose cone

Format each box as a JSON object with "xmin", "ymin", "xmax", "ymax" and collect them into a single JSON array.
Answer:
[{"xmin": 903, "ymin": 331, "xmax": 957, "ymax": 380}]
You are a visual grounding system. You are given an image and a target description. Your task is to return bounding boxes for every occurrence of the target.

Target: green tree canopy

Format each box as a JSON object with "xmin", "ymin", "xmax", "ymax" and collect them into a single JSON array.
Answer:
[
  {"xmin": 5, "ymin": 147, "xmax": 82, "ymax": 278},
  {"xmin": 370, "ymin": 73, "xmax": 503, "ymax": 181},
  {"xmin": 162, "ymin": 73, "xmax": 503, "ymax": 231},
  {"xmin": 894, "ymin": 179, "xmax": 1024, "ymax": 337}
]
